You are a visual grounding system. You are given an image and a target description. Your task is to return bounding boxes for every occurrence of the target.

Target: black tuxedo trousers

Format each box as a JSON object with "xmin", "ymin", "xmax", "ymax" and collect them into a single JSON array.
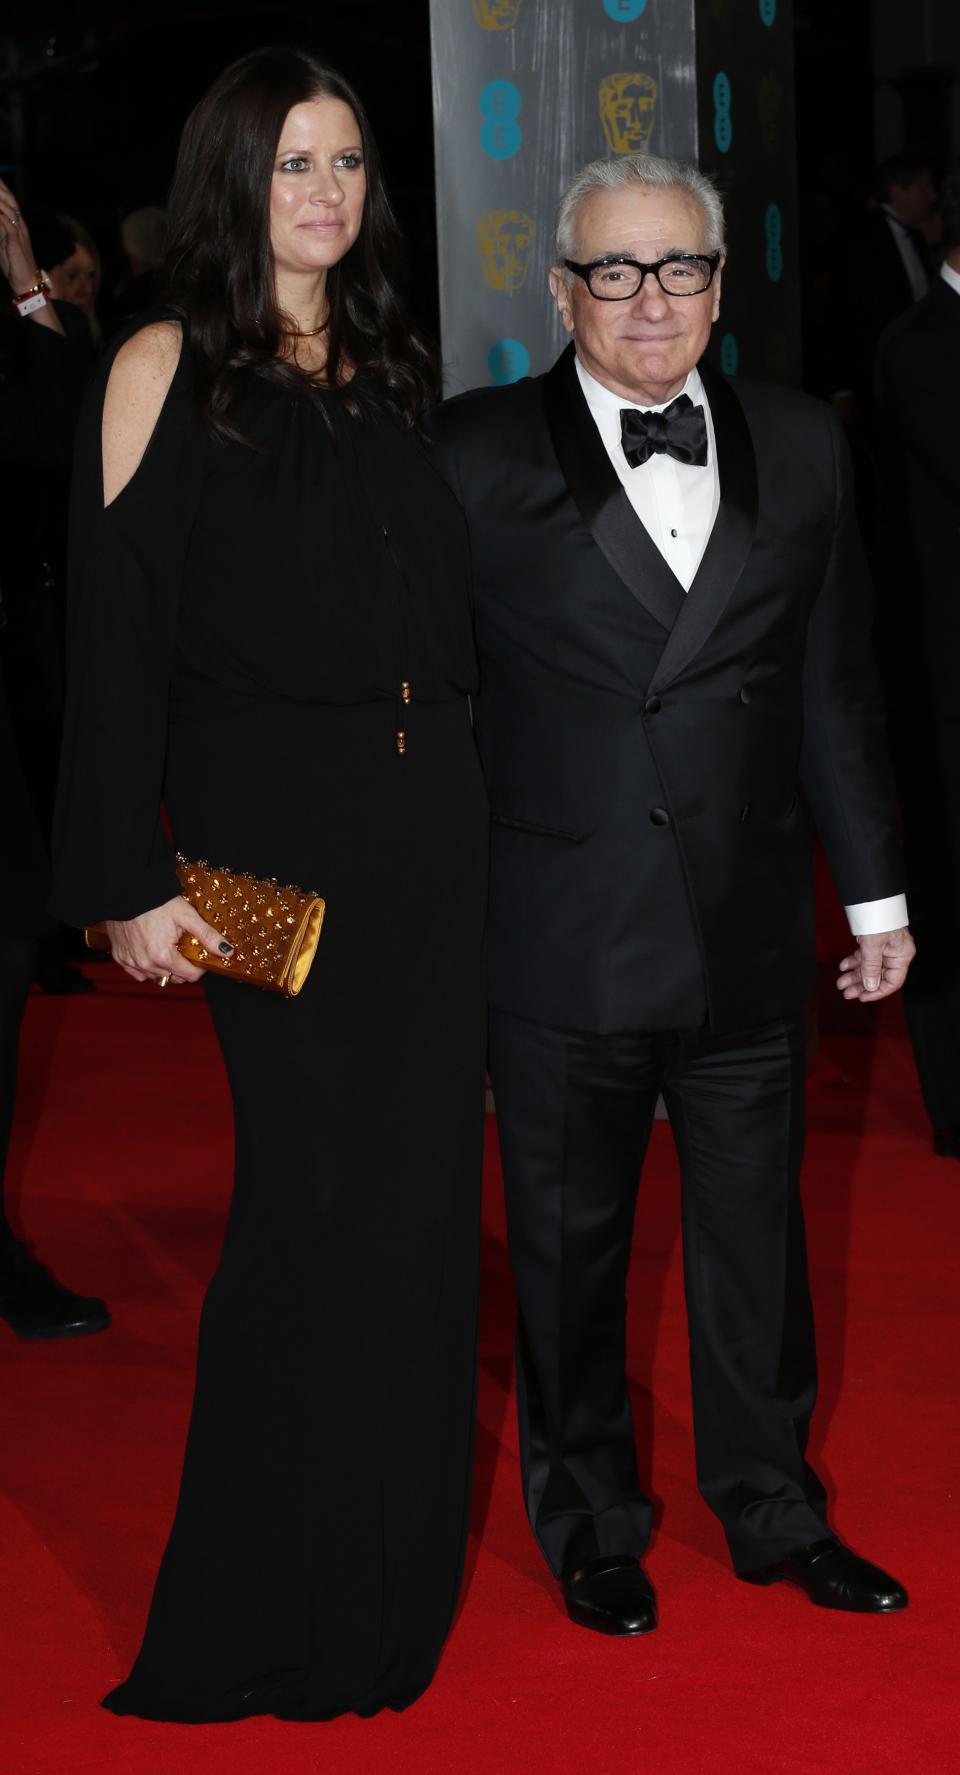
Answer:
[
  {"xmin": 490, "ymin": 1007, "xmax": 829, "ymax": 1575},
  {"xmin": 430, "ymin": 348, "xmax": 903, "ymax": 1575}
]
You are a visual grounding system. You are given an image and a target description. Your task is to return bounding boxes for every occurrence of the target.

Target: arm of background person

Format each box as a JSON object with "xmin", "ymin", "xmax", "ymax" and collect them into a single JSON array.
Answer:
[{"xmin": 0, "ymin": 182, "xmax": 90, "ymax": 466}]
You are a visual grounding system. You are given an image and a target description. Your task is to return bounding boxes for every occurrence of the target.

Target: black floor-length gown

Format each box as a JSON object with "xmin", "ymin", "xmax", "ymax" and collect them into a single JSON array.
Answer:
[{"xmin": 51, "ymin": 323, "xmax": 488, "ymax": 1723}]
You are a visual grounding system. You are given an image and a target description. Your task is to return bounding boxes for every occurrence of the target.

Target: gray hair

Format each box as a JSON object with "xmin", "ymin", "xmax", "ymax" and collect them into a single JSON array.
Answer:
[{"xmin": 555, "ymin": 153, "xmax": 726, "ymax": 265}]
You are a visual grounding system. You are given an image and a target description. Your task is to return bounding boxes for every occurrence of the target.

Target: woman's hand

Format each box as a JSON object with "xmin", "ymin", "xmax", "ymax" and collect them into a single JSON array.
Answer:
[
  {"xmin": 0, "ymin": 177, "xmax": 35, "ymax": 290},
  {"xmin": 105, "ymin": 895, "xmax": 233, "ymax": 986},
  {"xmin": 0, "ymin": 180, "xmax": 65, "ymax": 335}
]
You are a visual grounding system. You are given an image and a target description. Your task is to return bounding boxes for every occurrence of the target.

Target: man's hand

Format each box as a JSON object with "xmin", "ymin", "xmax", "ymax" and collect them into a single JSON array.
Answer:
[{"xmin": 836, "ymin": 927, "xmax": 915, "ymax": 1002}]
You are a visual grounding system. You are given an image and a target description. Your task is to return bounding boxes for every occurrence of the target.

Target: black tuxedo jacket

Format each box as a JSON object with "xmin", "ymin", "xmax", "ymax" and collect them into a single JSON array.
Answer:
[
  {"xmin": 429, "ymin": 345, "xmax": 903, "ymax": 1035},
  {"xmin": 876, "ymin": 276, "xmax": 960, "ymax": 712}
]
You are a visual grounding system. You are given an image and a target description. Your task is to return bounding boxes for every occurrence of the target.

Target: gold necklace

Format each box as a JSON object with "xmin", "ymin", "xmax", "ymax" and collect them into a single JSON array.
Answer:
[{"xmin": 286, "ymin": 318, "xmax": 329, "ymax": 339}]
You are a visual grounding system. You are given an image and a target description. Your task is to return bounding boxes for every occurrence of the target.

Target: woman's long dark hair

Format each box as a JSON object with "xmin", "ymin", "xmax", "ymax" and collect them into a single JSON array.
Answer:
[{"xmin": 163, "ymin": 46, "xmax": 439, "ymax": 437}]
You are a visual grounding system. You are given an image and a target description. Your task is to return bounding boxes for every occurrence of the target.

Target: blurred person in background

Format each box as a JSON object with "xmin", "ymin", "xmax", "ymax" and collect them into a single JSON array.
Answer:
[
  {"xmin": 105, "ymin": 204, "xmax": 167, "ymax": 332},
  {"xmin": 51, "ymin": 215, "xmax": 103, "ymax": 349},
  {"xmin": 864, "ymin": 152, "xmax": 935, "ymax": 313},
  {"xmin": 0, "ymin": 179, "xmax": 109, "ymax": 1339},
  {"xmin": 1, "ymin": 207, "xmax": 96, "ymax": 995},
  {"xmin": 842, "ymin": 150, "xmax": 937, "ymax": 425},
  {"xmin": 875, "ymin": 169, "xmax": 960, "ymax": 1160},
  {"xmin": 824, "ymin": 152, "xmax": 938, "ymax": 548}
]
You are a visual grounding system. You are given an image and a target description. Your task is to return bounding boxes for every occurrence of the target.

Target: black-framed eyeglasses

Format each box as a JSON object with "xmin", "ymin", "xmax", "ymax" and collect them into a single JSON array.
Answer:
[{"xmin": 564, "ymin": 252, "xmax": 722, "ymax": 299}]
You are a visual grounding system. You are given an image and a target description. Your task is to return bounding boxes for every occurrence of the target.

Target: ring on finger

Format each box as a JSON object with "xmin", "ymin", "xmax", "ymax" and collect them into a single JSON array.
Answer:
[{"xmin": 156, "ymin": 972, "xmax": 172, "ymax": 989}]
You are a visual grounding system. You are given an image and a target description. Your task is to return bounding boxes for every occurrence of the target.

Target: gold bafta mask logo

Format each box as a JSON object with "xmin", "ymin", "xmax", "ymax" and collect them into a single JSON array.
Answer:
[
  {"xmin": 599, "ymin": 72, "xmax": 658, "ymax": 157},
  {"xmin": 476, "ymin": 210, "xmax": 534, "ymax": 293},
  {"xmin": 471, "ymin": 0, "xmax": 522, "ymax": 28}
]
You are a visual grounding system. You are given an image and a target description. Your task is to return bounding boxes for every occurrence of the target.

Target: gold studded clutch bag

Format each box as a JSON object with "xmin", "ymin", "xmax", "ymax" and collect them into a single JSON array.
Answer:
[{"xmin": 84, "ymin": 855, "xmax": 326, "ymax": 997}]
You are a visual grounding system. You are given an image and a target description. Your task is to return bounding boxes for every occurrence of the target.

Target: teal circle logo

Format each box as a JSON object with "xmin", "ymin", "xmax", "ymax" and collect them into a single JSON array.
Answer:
[
  {"xmin": 480, "ymin": 80, "xmax": 522, "ymax": 160},
  {"xmin": 759, "ymin": 0, "xmax": 776, "ymax": 23},
  {"xmin": 603, "ymin": 0, "xmax": 648, "ymax": 18},
  {"xmin": 488, "ymin": 339, "xmax": 530, "ymax": 385},
  {"xmin": 764, "ymin": 203, "xmax": 783, "ymax": 280},
  {"xmin": 713, "ymin": 71, "xmax": 732, "ymax": 153},
  {"xmin": 720, "ymin": 332, "xmax": 739, "ymax": 375}
]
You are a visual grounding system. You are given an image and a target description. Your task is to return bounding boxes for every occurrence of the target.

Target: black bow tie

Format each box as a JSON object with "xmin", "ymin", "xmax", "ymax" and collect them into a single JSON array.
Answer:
[{"xmin": 620, "ymin": 393, "xmax": 709, "ymax": 468}]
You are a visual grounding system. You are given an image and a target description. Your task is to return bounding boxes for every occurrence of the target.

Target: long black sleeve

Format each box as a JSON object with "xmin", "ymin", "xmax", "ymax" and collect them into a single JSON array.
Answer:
[
  {"xmin": 798, "ymin": 407, "xmax": 904, "ymax": 906},
  {"xmin": 49, "ymin": 326, "xmax": 205, "ymax": 926}
]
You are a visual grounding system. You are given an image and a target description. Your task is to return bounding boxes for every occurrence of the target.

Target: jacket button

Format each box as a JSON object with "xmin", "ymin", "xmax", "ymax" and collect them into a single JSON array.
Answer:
[
  {"xmin": 643, "ymin": 695, "xmax": 661, "ymax": 715},
  {"xmin": 738, "ymin": 686, "xmax": 753, "ymax": 705},
  {"xmin": 740, "ymin": 803, "xmax": 752, "ymax": 821},
  {"xmin": 650, "ymin": 807, "xmax": 671, "ymax": 827}
]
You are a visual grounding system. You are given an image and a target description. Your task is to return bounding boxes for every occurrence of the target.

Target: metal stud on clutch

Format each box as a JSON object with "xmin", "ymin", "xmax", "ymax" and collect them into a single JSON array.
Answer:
[
  {"xmin": 175, "ymin": 857, "xmax": 326, "ymax": 996},
  {"xmin": 84, "ymin": 858, "xmax": 326, "ymax": 998}
]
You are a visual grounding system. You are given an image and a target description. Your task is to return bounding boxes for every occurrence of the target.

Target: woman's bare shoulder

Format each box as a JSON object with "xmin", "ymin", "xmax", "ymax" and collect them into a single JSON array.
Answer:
[
  {"xmin": 102, "ymin": 321, "xmax": 185, "ymax": 506},
  {"xmin": 107, "ymin": 319, "xmax": 183, "ymax": 402}
]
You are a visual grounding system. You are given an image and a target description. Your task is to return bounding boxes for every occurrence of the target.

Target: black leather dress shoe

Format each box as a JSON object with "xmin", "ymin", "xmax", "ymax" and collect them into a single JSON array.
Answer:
[
  {"xmin": 562, "ymin": 1555, "xmax": 657, "ymax": 1636},
  {"xmin": 741, "ymin": 1536, "xmax": 908, "ymax": 1612},
  {"xmin": 0, "ymin": 1243, "xmax": 109, "ymax": 1341}
]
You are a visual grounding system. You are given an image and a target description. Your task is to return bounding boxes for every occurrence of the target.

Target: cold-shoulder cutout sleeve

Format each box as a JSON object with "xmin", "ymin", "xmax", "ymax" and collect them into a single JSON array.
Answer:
[
  {"xmin": 50, "ymin": 316, "xmax": 207, "ymax": 925},
  {"xmin": 101, "ymin": 319, "xmax": 184, "ymax": 507}
]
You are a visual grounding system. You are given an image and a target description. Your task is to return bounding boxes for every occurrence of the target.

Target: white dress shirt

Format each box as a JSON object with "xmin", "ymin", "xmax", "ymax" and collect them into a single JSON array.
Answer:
[
  {"xmin": 574, "ymin": 353, "xmax": 908, "ymax": 938},
  {"xmin": 576, "ymin": 357, "xmax": 718, "ymax": 591},
  {"xmin": 940, "ymin": 260, "xmax": 960, "ymax": 299}
]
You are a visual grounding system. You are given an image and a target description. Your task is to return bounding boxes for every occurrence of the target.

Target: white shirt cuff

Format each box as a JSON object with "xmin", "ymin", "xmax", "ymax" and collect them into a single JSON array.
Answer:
[{"xmin": 843, "ymin": 894, "xmax": 909, "ymax": 936}]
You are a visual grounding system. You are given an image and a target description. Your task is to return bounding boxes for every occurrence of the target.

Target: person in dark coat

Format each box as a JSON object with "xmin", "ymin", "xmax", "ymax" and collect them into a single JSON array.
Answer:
[
  {"xmin": 0, "ymin": 179, "xmax": 108, "ymax": 1338},
  {"xmin": 843, "ymin": 151, "xmax": 936, "ymax": 418},
  {"xmin": 429, "ymin": 151, "xmax": 914, "ymax": 1637},
  {"xmin": 876, "ymin": 169, "xmax": 960, "ymax": 1155},
  {"xmin": 1, "ymin": 205, "xmax": 98, "ymax": 996}
]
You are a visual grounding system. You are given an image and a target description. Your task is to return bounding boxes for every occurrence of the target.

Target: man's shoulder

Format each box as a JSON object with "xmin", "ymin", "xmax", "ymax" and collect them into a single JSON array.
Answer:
[
  {"xmin": 716, "ymin": 373, "xmax": 843, "ymax": 501},
  {"xmin": 857, "ymin": 207, "xmax": 895, "ymax": 241},
  {"xmin": 430, "ymin": 372, "xmax": 545, "ymax": 445},
  {"xmin": 878, "ymin": 279, "xmax": 959, "ymax": 366},
  {"xmin": 722, "ymin": 371, "xmax": 833, "ymax": 439},
  {"xmin": 851, "ymin": 207, "xmax": 901, "ymax": 261}
]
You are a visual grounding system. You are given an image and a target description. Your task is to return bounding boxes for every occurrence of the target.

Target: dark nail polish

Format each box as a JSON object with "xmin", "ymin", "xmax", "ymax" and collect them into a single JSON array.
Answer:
[{"xmin": 218, "ymin": 941, "xmax": 233, "ymax": 955}]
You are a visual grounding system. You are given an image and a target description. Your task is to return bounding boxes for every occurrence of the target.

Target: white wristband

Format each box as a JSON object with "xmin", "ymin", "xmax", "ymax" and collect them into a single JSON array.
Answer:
[{"xmin": 14, "ymin": 291, "xmax": 48, "ymax": 317}]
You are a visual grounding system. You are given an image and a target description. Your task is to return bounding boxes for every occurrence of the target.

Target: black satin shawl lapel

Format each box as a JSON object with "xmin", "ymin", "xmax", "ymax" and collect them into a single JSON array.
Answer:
[
  {"xmin": 647, "ymin": 361, "xmax": 759, "ymax": 694},
  {"xmin": 541, "ymin": 344, "xmax": 685, "ymax": 633}
]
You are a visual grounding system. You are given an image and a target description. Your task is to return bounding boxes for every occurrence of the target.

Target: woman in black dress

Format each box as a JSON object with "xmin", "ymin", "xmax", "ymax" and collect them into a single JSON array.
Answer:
[{"xmin": 50, "ymin": 48, "xmax": 488, "ymax": 1723}]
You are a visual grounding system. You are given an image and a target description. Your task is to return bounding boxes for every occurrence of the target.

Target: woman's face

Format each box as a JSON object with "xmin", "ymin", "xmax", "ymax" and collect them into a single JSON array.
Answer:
[
  {"xmin": 269, "ymin": 96, "xmax": 366, "ymax": 280},
  {"xmin": 48, "ymin": 242, "xmax": 98, "ymax": 312}
]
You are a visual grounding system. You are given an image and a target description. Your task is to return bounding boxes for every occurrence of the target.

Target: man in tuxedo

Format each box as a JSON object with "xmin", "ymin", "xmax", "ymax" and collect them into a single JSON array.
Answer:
[
  {"xmin": 875, "ymin": 171, "xmax": 960, "ymax": 1156},
  {"xmin": 430, "ymin": 153, "xmax": 914, "ymax": 1636},
  {"xmin": 841, "ymin": 152, "xmax": 935, "ymax": 418}
]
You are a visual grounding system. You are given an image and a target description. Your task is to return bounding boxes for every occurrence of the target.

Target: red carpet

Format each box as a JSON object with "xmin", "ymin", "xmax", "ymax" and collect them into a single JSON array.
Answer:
[{"xmin": 2, "ymin": 961, "xmax": 958, "ymax": 1775}]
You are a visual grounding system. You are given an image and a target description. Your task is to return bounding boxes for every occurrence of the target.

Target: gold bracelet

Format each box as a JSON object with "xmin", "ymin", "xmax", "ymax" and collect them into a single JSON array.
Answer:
[{"xmin": 11, "ymin": 270, "xmax": 49, "ymax": 318}]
